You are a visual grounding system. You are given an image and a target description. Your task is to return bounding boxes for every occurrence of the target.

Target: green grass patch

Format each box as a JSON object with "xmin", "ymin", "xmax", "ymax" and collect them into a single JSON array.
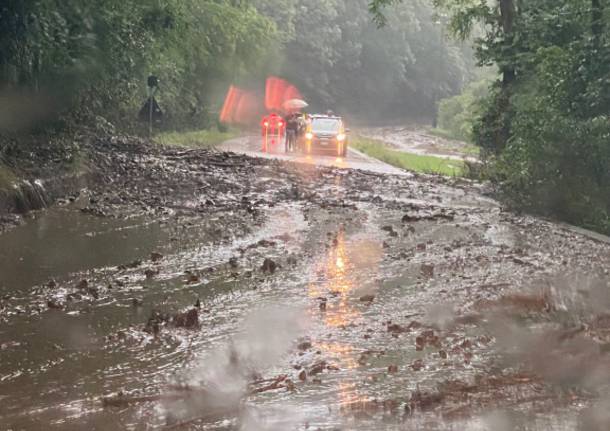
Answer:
[
  {"xmin": 154, "ymin": 128, "xmax": 237, "ymax": 149},
  {"xmin": 0, "ymin": 164, "xmax": 16, "ymax": 191},
  {"xmin": 351, "ymin": 136, "xmax": 465, "ymax": 176}
]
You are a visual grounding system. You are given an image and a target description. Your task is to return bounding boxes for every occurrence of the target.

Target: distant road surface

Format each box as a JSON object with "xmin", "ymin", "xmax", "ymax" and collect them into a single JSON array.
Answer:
[{"xmin": 219, "ymin": 135, "xmax": 408, "ymax": 176}]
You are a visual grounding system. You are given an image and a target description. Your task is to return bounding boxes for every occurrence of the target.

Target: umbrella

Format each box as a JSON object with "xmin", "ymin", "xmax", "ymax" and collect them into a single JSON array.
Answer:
[{"xmin": 282, "ymin": 99, "xmax": 308, "ymax": 111}]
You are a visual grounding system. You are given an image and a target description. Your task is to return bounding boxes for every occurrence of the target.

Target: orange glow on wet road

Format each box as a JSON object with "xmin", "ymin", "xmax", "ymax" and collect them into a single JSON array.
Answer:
[{"xmin": 308, "ymin": 231, "xmax": 382, "ymax": 329}]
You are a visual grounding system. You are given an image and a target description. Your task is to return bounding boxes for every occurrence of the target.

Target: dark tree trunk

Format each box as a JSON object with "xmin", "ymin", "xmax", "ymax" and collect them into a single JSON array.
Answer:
[
  {"xmin": 592, "ymin": 0, "xmax": 603, "ymax": 48},
  {"xmin": 494, "ymin": 0, "xmax": 517, "ymax": 150},
  {"xmin": 499, "ymin": 0, "xmax": 516, "ymax": 86},
  {"xmin": 499, "ymin": 0, "xmax": 516, "ymax": 34}
]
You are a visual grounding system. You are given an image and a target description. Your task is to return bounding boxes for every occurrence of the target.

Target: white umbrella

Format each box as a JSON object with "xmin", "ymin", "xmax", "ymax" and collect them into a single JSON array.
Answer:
[{"xmin": 282, "ymin": 99, "xmax": 308, "ymax": 111}]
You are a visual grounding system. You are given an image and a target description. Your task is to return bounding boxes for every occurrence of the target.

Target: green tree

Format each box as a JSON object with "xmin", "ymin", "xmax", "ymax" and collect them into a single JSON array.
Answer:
[
  {"xmin": 253, "ymin": 0, "xmax": 475, "ymax": 119},
  {"xmin": 372, "ymin": 0, "xmax": 610, "ymax": 233},
  {"xmin": 0, "ymin": 0, "xmax": 279, "ymax": 132}
]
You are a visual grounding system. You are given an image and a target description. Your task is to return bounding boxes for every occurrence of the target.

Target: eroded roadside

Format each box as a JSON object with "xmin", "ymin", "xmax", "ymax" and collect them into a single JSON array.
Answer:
[{"xmin": 1, "ymin": 136, "xmax": 610, "ymax": 430}]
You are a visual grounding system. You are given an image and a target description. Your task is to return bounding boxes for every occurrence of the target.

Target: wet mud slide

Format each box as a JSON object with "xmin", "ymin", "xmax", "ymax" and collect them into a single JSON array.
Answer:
[
  {"xmin": 1, "ymin": 135, "xmax": 610, "ymax": 430},
  {"xmin": 359, "ymin": 126, "xmax": 478, "ymax": 162}
]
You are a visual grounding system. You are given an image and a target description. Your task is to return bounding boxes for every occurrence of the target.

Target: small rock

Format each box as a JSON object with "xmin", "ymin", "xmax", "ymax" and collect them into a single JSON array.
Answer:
[
  {"xmin": 388, "ymin": 364, "xmax": 398, "ymax": 373},
  {"xmin": 47, "ymin": 299, "xmax": 64, "ymax": 310},
  {"xmin": 76, "ymin": 279, "xmax": 89, "ymax": 290},
  {"xmin": 460, "ymin": 339, "xmax": 473, "ymax": 349},
  {"xmin": 185, "ymin": 273, "xmax": 200, "ymax": 284},
  {"xmin": 285, "ymin": 379, "xmax": 295, "ymax": 391},
  {"xmin": 402, "ymin": 214, "xmax": 420, "ymax": 223},
  {"xmin": 387, "ymin": 323, "xmax": 408, "ymax": 334},
  {"xmin": 173, "ymin": 308, "xmax": 199, "ymax": 329},
  {"xmin": 87, "ymin": 286, "xmax": 100, "ymax": 299},
  {"xmin": 298, "ymin": 340, "xmax": 313, "ymax": 351},
  {"xmin": 359, "ymin": 294, "xmax": 375, "ymax": 303},
  {"xmin": 308, "ymin": 360, "xmax": 327, "ymax": 375},
  {"xmin": 150, "ymin": 252, "xmax": 164, "ymax": 262},
  {"xmin": 381, "ymin": 226, "xmax": 398, "ymax": 237},
  {"xmin": 144, "ymin": 269, "xmax": 158, "ymax": 279},
  {"xmin": 298, "ymin": 370, "xmax": 307, "ymax": 381},
  {"xmin": 261, "ymin": 258, "xmax": 278, "ymax": 274},
  {"xmin": 420, "ymin": 264, "xmax": 435, "ymax": 278},
  {"xmin": 145, "ymin": 310, "xmax": 170, "ymax": 335},
  {"xmin": 410, "ymin": 359, "xmax": 424, "ymax": 371}
]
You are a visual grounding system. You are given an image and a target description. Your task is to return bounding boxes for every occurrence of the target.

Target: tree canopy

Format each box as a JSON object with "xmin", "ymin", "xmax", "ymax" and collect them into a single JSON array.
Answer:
[
  {"xmin": 0, "ymin": 0, "xmax": 278, "ymax": 132},
  {"xmin": 253, "ymin": 0, "xmax": 475, "ymax": 120},
  {"xmin": 0, "ymin": 0, "xmax": 475, "ymax": 131},
  {"xmin": 373, "ymin": 0, "xmax": 610, "ymax": 234}
]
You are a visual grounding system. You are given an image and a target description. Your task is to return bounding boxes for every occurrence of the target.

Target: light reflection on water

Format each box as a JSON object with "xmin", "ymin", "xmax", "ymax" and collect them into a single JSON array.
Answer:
[
  {"xmin": 308, "ymin": 230, "xmax": 382, "ymax": 329},
  {"xmin": 307, "ymin": 227, "xmax": 384, "ymax": 417}
]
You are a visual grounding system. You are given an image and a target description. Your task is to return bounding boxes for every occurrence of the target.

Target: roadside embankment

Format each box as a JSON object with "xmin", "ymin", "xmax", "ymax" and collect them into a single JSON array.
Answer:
[{"xmin": 0, "ymin": 127, "xmax": 237, "ymax": 232}]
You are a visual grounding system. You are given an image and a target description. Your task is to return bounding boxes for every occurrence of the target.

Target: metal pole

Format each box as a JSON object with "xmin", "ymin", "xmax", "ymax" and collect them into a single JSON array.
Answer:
[{"xmin": 149, "ymin": 88, "xmax": 154, "ymax": 137}]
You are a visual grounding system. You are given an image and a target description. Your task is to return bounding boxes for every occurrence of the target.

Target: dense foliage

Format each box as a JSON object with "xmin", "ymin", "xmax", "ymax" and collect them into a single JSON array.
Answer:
[
  {"xmin": 0, "ymin": 0, "xmax": 277, "ymax": 133},
  {"xmin": 373, "ymin": 0, "xmax": 610, "ymax": 234},
  {"xmin": 252, "ymin": 0, "xmax": 475, "ymax": 120},
  {"xmin": 0, "ymin": 0, "xmax": 475, "ymax": 135},
  {"xmin": 436, "ymin": 74, "xmax": 491, "ymax": 142}
]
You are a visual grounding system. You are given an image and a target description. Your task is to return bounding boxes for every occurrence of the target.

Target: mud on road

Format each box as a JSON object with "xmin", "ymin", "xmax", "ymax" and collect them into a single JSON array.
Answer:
[{"xmin": 1, "ymin": 135, "xmax": 610, "ymax": 430}]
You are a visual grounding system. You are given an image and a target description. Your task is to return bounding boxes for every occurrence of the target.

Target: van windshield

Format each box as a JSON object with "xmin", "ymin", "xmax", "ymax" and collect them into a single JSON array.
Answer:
[{"xmin": 311, "ymin": 118, "xmax": 341, "ymax": 134}]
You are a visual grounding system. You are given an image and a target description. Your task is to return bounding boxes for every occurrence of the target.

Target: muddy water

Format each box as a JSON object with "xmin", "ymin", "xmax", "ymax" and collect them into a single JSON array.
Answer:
[
  {"xmin": 0, "ymin": 209, "xmax": 174, "ymax": 295},
  {"xmin": 0, "ymin": 203, "xmax": 313, "ymax": 429},
  {"xmin": 1, "ymin": 165, "xmax": 609, "ymax": 430}
]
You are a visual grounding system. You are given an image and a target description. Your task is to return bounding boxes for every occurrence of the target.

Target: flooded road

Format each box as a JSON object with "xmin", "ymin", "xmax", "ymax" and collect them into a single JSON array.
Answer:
[{"xmin": 2, "ymin": 136, "xmax": 610, "ymax": 430}]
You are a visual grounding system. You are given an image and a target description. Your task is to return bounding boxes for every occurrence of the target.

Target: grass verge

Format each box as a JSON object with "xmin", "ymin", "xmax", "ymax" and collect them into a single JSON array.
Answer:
[
  {"xmin": 154, "ymin": 128, "xmax": 237, "ymax": 149},
  {"xmin": 351, "ymin": 136, "xmax": 465, "ymax": 176}
]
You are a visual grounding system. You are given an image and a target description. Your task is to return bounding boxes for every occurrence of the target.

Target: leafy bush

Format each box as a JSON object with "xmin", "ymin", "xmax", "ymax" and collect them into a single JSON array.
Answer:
[
  {"xmin": 437, "ymin": 76, "xmax": 492, "ymax": 142},
  {"xmin": 0, "ymin": 1, "xmax": 278, "ymax": 133},
  {"xmin": 479, "ymin": 41, "xmax": 610, "ymax": 234}
]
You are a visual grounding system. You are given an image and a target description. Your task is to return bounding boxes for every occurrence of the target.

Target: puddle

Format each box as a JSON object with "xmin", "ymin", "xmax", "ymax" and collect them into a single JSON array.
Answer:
[{"xmin": 0, "ymin": 208, "xmax": 179, "ymax": 295}]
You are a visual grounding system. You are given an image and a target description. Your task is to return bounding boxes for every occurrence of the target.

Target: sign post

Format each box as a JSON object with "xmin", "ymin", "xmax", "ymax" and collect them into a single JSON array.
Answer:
[{"xmin": 147, "ymin": 75, "xmax": 159, "ymax": 137}]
